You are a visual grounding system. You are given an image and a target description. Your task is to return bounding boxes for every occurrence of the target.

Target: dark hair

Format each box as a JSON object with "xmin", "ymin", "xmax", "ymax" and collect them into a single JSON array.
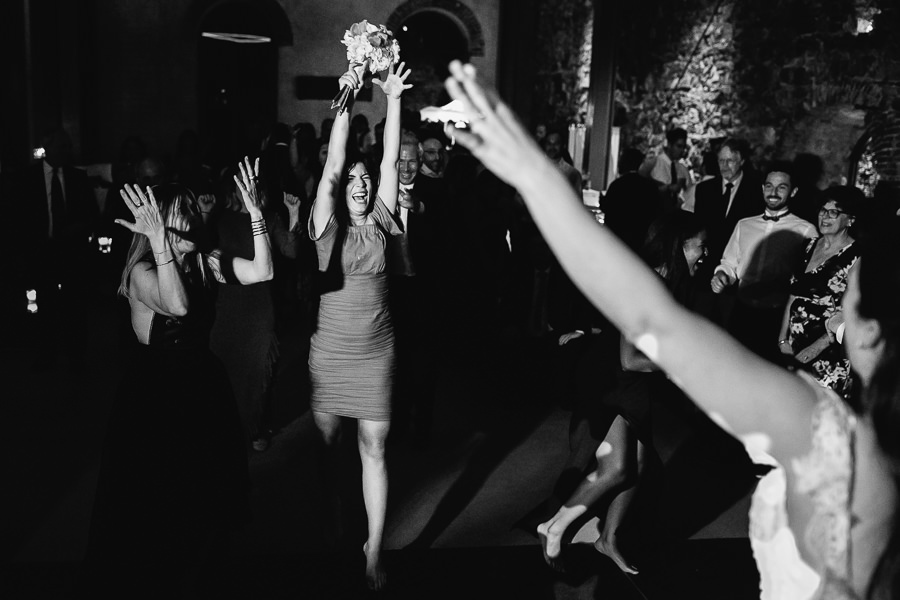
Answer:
[
  {"xmin": 856, "ymin": 232, "xmax": 900, "ymax": 599},
  {"xmin": 335, "ymin": 160, "xmax": 376, "ymax": 225},
  {"xmin": 765, "ymin": 160, "xmax": 795, "ymax": 184},
  {"xmin": 619, "ymin": 148, "xmax": 645, "ymax": 174},
  {"xmin": 666, "ymin": 128, "xmax": 688, "ymax": 145},
  {"xmin": 640, "ymin": 211, "xmax": 705, "ymax": 305},
  {"xmin": 819, "ymin": 185, "xmax": 863, "ymax": 218},
  {"xmin": 702, "ymin": 150, "xmax": 720, "ymax": 176}
]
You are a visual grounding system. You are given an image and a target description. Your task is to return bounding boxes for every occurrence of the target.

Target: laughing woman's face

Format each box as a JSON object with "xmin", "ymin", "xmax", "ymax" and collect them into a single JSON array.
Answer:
[{"xmin": 345, "ymin": 162, "xmax": 373, "ymax": 219}]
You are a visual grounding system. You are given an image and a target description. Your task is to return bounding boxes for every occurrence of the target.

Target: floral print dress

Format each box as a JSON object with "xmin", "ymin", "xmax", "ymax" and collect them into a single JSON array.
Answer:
[{"xmin": 787, "ymin": 239, "xmax": 859, "ymax": 396}]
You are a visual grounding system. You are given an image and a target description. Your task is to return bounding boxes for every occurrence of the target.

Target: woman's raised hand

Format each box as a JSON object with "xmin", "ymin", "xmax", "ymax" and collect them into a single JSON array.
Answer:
[
  {"xmin": 442, "ymin": 60, "xmax": 547, "ymax": 188},
  {"xmin": 234, "ymin": 156, "xmax": 263, "ymax": 217},
  {"xmin": 116, "ymin": 184, "xmax": 165, "ymax": 244},
  {"xmin": 373, "ymin": 61, "xmax": 412, "ymax": 99}
]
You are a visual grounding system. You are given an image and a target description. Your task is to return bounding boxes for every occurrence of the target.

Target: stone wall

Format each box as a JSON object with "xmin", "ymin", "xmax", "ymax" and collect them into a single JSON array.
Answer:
[
  {"xmin": 610, "ymin": 0, "xmax": 900, "ymax": 190},
  {"xmin": 530, "ymin": 0, "xmax": 593, "ymax": 132}
]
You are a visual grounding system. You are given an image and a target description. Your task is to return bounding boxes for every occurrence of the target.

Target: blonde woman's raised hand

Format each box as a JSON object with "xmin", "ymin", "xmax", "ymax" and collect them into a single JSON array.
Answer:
[
  {"xmin": 442, "ymin": 60, "xmax": 547, "ymax": 188},
  {"xmin": 374, "ymin": 61, "xmax": 412, "ymax": 99},
  {"xmin": 234, "ymin": 156, "xmax": 263, "ymax": 217},
  {"xmin": 116, "ymin": 184, "xmax": 165, "ymax": 244}
]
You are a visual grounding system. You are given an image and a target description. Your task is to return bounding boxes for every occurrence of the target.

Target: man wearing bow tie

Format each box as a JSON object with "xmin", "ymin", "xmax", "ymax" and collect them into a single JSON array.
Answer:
[{"xmin": 711, "ymin": 165, "xmax": 816, "ymax": 359}]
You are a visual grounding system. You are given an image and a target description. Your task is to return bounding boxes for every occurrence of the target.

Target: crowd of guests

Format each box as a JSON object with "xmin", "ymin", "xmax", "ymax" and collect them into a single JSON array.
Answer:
[
  {"xmin": 5, "ymin": 56, "xmax": 900, "ymax": 598},
  {"xmin": 444, "ymin": 60, "xmax": 900, "ymax": 600}
]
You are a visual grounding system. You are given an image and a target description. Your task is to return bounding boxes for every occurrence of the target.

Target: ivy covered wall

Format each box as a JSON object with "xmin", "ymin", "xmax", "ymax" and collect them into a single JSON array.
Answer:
[
  {"xmin": 614, "ymin": 0, "xmax": 900, "ymax": 188},
  {"xmin": 531, "ymin": 0, "xmax": 593, "ymax": 132},
  {"xmin": 529, "ymin": 0, "xmax": 900, "ymax": 191}
]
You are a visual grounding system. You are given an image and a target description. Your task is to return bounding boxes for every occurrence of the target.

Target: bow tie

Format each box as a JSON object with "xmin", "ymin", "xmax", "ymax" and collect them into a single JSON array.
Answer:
[{"xmin": 763, "ymin": 211, "xmax": 789, "ymax": 222}]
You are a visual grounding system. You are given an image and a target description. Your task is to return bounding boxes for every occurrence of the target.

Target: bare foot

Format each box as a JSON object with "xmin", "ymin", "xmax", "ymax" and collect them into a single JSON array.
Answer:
[
  {"xmin": 536, "ymin": 521, "xmax": 565, "ymax": 573},
  {"xmin": 594, "ymin": 535, "xmax": 638, "ymax": 575},
  {"xmin": 363, "ymin": 541, "xmax": 387, "ymax": 591}
]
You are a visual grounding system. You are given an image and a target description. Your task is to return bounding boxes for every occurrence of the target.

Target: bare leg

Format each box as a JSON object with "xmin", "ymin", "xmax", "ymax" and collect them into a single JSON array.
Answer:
[
  {"xmin": 537, "ymin": 416, "xmax": 637, "ymax": 571},
  {"xmin": 594, "ymin": 440, "xmax": 645, "ymax": 574},
  {"xmin": 358, "ymin": 418, "xmax": 390, "ymax": 591}
]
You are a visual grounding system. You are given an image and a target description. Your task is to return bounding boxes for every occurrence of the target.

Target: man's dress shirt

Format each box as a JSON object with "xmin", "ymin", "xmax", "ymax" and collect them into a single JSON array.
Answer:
[{"xmin": 715, "ymin": 211, "xmax": 817, "ymax": 308}]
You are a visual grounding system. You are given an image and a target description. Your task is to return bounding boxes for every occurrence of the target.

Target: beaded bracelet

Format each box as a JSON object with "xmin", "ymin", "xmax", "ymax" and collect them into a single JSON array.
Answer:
[
  {"xmin": 251, "ymin": 219, "xmax": 268, "ymax": 236},
  {"xmin": 156, "ymin": 258, "xmax": 175, "ymax": 267}
]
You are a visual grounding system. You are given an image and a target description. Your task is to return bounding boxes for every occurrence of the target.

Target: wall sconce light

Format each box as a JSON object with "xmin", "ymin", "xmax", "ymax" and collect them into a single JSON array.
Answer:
[{"xmin": 201, "ymin": 32, "xmax": 271, "ymax": 44}]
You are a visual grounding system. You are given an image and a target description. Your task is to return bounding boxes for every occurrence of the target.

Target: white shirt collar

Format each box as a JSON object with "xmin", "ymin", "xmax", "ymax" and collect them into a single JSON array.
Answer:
[{"xmin": 723, "ymin": 170, "xmax": 743, "ymax": 192}]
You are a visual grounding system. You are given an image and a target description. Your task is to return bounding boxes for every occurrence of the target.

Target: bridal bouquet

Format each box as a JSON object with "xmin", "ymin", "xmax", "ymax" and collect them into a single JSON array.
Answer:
[{"xmin": 331, "ymin": 20, "xmax": 401, "ymax": 113}]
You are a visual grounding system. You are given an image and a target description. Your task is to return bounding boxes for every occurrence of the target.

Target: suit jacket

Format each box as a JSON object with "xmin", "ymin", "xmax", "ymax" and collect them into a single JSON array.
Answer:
[
  {"xmin": 6, "ymin": 162, "xmax": 98, "ymax": 282},
  {"xmin": 600, "ymin": 171, "xmax": 663, "ymax": 252},
  {"xmin": 390, "ymin": 175, "xmax": 449, "ymax": 279},
  {"xmin": 694, "ymin": 171, "xmax": 763, "ymax": 273}
]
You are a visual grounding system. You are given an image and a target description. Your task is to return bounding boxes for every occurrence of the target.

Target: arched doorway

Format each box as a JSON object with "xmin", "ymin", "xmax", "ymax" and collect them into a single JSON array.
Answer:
[
  {"xmin": 387, "ymin": 1, "xmax": 485, "ymax": 111},
  {"xmin": 196, "ymin": 0, "xmax": 291, "ymax": 171}
]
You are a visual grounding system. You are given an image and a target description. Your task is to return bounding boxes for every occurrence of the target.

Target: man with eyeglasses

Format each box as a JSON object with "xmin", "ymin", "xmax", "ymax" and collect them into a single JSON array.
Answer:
[
  {"xmin": 710, "ymin": 164, "xmax": 817, "ymax": 360},
  {"xmin": 694, "ymin": 139, "xmax": 764, "ymax": 279}
]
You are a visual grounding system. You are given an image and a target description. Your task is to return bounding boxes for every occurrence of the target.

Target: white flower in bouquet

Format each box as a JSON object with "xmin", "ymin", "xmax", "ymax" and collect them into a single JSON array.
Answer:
[{"xmin": 340, "ymin": 20, "xmax": 401, "ymax": 73}]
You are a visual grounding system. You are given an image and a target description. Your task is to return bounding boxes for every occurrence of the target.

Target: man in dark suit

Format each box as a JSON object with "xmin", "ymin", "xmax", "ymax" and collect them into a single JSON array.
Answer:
[
  {"xmin": 694, "ymin": 139, "xmax": 763, "ymax": 269},
  {"xmin": 388, "ymin": 140, "xmax": 447, "ymax": 446},
  {"xmin": 7, "ymin": 128, "xmax": 98, "ymax": 370},
  {"xmin": 692, "ymin": 138, "xmax": 763, "ymax": 324},
  {"xmin": 601, "ymin": 147, "xmax": 664, "ymax": 253}
]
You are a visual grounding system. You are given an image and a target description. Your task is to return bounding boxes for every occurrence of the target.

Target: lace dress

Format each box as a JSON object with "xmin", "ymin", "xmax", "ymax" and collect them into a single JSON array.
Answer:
[{"xmin": 748, "ymin": 372, "xmax": 857, "ymax": 600}]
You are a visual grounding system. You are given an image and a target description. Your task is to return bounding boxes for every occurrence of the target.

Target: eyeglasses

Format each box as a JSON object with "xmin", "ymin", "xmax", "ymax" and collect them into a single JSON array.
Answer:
[{"xmin": 818, "ymin": 207, "xmax": 846, "ymax": 219}]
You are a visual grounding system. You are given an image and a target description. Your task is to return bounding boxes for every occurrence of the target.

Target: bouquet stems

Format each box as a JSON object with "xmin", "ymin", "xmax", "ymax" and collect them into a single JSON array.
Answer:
[
  {"xmin": 331, "ymin": 61, "xmax": 367, "ymax": 115},
  {"xmin": 331, "ymin": 86, "xmax": 352, "ymax": 114}
]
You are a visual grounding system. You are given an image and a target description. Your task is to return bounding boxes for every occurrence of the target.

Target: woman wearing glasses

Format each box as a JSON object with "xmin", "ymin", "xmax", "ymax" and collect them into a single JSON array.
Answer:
[{"xmin": 778, "ymin": 186, "xmax": 861, "ymax": 397}]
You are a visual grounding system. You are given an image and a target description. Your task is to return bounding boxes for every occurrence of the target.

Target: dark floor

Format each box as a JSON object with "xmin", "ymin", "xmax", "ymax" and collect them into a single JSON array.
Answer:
[{"xmin": 2, "ymin": 277, "xmax": 762, "ymax": 599}]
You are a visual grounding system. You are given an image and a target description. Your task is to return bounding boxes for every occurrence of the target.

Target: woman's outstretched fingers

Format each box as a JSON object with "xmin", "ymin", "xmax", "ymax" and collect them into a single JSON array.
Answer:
[
  {"xmin": 444, "ymin": 74, "xmax": 480, "ymax": 122},
  {"xmin": 145, "ymin": 186, "xmax": 158, "ymax": 210},
  {"xmin": 237, "ymin": 159, "xmax": 248, "ymax": 185},
  {"xmin": 452, "ymin": 62, "xmax": 494, "ymax": 119},
  {"xmin": 120, "ymin": 188, "xmax": 140, "ymax": 216},
  {"xmin": 134, "ymin": 185, "xmax": 150, "ymax": 207}
]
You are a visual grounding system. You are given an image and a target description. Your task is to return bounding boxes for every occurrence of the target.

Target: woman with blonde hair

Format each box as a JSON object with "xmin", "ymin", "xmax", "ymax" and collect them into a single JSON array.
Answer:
[{"xmin": 85, "ymin": 158, "xmax": 272, "ymax": 595}]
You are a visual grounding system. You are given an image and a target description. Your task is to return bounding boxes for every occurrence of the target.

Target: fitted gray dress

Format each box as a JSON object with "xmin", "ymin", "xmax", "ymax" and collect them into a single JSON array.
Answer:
[{"xmin": 308, "ymin": 197, "xmax": 401, "ymax": 420}]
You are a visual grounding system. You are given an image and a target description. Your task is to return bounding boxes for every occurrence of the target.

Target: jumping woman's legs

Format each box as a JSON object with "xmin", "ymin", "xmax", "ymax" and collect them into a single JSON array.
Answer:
[
  {"xmin": 358, "ymin": 418, "xmax": 390, "ymax": 590},
  {"xmin": 594, "ymin": 438, "xmax": 646, "ymax": 574},
  {"xmin": 537, "ymin": 416, "xmax": 638, "ymax": 570}
]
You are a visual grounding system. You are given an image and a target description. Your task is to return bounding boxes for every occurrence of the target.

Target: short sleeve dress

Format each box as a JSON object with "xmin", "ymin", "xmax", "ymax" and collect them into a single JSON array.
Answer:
[{"xmin": 308, "ymin": 197, "xmax": 402, "ymax": 420}]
